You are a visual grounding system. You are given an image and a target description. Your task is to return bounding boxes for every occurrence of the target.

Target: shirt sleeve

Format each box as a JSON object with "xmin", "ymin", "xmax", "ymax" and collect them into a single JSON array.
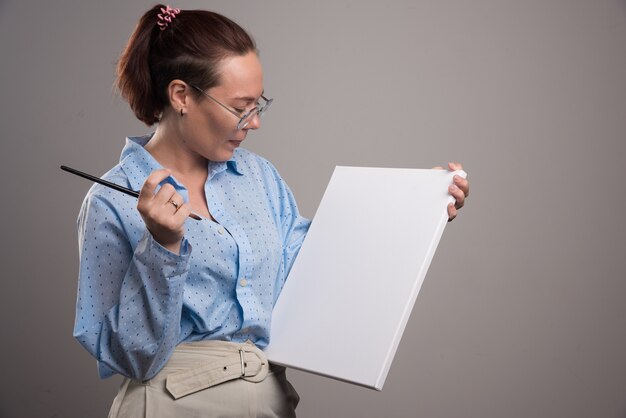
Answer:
[
  {"xmin": 73, "ymin": 190, "xmax": 191, "ymax": 380},
  {"xmin": 263, "ymin": 161, "xmax": 311, "ymax": 281}
]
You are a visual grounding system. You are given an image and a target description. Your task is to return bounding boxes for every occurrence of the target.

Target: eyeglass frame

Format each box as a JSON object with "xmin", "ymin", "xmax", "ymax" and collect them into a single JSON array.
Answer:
[{"xmin": 189, "ymin": 84, "xmax": 273, "ymax": 130}]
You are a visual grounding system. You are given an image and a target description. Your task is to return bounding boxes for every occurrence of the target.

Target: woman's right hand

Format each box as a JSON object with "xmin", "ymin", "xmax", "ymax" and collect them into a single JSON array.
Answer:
[{"xmin": 137, "ymin": 169, "xmax": 191, "ymax": 254}]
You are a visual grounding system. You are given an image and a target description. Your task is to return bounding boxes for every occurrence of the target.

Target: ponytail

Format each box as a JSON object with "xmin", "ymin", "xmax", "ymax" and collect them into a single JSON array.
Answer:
[{"xmin": 116, "ymin": 5, "xmax": 161, "ymax": 125}]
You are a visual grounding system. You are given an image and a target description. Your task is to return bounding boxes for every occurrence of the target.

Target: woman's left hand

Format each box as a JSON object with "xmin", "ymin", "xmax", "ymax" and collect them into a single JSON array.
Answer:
[{"xmin": 434, "ymin": 162, "xmax": 470, "ymax": 222}]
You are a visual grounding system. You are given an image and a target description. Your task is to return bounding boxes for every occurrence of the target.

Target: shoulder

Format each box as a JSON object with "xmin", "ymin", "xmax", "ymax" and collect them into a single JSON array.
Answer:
[
  {"xmin": 79, "ymin": 164, "xmax": 136, "ymax": 222},
  {"xmin": 84, "ymin": 164, "xmax": 131, "ymax": 202}
]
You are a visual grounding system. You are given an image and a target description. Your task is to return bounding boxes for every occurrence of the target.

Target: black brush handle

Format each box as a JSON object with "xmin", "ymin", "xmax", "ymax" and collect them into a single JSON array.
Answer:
[
  {"xmin": 60, "ymin": 165, "xmax": 203, "ymax": 221},
  {"xmin": 61, "ymin": 165, "xmax": 139, "ymax": 198}
]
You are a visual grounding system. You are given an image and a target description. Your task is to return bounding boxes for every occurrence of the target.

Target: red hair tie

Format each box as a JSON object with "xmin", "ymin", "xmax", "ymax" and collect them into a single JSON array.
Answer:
[{"xmin": 157, "ymin": 5, "xmax": 181, "ymax": 31}]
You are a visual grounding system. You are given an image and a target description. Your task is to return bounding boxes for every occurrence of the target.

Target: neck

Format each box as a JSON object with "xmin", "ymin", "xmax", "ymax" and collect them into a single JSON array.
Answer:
[{"xmin": 145, "ymin": 120, "xmax": 207, "ymax": 179}]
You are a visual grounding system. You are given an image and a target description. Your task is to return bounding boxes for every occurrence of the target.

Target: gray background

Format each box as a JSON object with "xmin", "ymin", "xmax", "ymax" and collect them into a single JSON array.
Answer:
[{"xmin": 1, "ymin": 1, "xmax": 625, "ymax": 417}]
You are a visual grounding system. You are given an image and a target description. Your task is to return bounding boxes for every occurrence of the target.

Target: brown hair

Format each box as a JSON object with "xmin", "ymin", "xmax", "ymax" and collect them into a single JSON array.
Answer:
[{"xmin": 116, "ymin": 5, "xmax": 256, "ymax": 126}]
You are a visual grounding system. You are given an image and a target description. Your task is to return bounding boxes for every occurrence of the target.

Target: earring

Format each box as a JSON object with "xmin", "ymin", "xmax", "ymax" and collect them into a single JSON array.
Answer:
[{"xmin": 180, "ymin": 108, "xmax": 185, "ymax": 116}]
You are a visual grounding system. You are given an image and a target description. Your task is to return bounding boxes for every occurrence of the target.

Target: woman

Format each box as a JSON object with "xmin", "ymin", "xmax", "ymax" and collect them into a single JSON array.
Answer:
[{"xmin": 73, "ymin": 4, "xmax": 469, "ymax": 417}]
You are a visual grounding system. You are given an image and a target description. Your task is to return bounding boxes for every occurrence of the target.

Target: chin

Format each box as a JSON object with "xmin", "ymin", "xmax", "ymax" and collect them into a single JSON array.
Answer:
[
  {"xmin": 200, "ymin": 139, "xmax": 242, "ymax": 162},
  {"xmin": 213, "ymin": 146, "xmax": 238, "ymax": 162}
]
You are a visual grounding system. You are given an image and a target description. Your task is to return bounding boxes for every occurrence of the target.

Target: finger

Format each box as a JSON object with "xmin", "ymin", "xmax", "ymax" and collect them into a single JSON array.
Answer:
[
  {"xmin": 161, "ymin": 202, "xmax": 189, "ymax": 232},
  {"xmin": 173, "ymin": 203, "xmax": 192, "ymax": 223},
  {"xmin": 448, "ymin": 161, "xmax": 463, "ymax": 171},
  {"xmin": 139, "ymin": 169, "xmax": 172, "ymax": 202},
  {"xmin": 453, "ymin": 175, "xmax": 470, "ymax": 197},
  {"xmin": 447, "ymin": 203, "xmax": 457, "ymax": 222},
  {"xmin": 153, "ymin": 183, "xmax": 177, "ymax": 206},
  {"xmin": 449, "ymin": 184, "xmax": 465, "ymax": 209},
  {"xmin": 165, "ymin": 197, "xmax": 181, "ymax": 215},
  {"xmin": 165, "ymin": 193, "xmax": 186, "ymax": 218},
  {"xmin": 163, "ymin": 191, "xmax": 183, "ymax": 210},
  {"xmin": 138, "ymin": 170, "xmax": 172, "ymax": 215}
]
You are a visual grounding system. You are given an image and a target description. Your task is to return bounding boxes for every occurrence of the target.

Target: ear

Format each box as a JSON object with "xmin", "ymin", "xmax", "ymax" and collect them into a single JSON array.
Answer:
[{"xmin": 167, "ymin": 80, "xmax": 190, "ymax": 114}]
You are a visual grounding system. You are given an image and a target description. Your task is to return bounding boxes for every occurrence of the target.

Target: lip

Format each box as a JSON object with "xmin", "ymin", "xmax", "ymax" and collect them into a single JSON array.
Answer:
[{"xmin": 228, "ymin": 140, "xmax": 243, "ymax": 147}]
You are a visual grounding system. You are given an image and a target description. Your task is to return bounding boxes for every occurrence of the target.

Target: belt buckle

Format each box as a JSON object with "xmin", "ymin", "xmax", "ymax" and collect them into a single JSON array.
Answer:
[
  {"xmin": 238, "ymin": 345, "xmax": 269, "ymax": 383},
  {"xmin": 239, "ymin": 348, "xmax": 246, "ymax": 377}
]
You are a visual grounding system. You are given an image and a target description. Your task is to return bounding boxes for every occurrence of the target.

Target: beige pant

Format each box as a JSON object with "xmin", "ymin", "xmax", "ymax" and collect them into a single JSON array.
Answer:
[{"xmin": 108, "ymin": 341, "xmax": 300, "ymax": 418}]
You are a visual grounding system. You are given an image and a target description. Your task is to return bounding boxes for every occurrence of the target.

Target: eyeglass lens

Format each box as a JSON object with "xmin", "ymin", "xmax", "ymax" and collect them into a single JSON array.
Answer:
[{"xmin": 238, "ymin": 97, "xmax": 272, "ymax": 129}]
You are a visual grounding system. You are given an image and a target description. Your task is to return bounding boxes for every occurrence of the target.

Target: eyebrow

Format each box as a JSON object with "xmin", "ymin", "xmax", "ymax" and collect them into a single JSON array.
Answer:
[{"xmin": 232, "ymin": 90, "xmax": 265, "ymax": 102}]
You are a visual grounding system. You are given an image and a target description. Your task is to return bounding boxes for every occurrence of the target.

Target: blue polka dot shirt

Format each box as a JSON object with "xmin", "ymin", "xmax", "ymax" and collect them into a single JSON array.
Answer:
[{"xmin": 73, "ymin": 135, "xmax": 311, "ymax": 380}]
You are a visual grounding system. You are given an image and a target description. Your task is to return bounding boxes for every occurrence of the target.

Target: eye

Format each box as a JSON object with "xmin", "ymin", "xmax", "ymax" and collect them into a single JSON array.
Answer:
[{"xmin": 233, "ymin": 108, "xmax": 245, "ymax": 114}]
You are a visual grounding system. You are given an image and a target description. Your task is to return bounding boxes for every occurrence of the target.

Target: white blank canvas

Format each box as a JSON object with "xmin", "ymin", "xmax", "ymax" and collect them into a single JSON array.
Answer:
[{"xmin": 265, "ymin": 166, "xmax": 466, "ymax": 390}]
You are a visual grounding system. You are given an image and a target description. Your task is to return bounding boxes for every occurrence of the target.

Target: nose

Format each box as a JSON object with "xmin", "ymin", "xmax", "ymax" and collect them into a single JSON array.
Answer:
[{"xmin": 245, "ymin": 112, "xmax": 261, "ymax": 130}]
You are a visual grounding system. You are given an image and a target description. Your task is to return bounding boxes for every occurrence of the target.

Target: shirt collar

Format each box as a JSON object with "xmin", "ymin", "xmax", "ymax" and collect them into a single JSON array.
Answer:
[{"xmin": 119, "ymin": 134, "xmax": 244, "ymax": 191}]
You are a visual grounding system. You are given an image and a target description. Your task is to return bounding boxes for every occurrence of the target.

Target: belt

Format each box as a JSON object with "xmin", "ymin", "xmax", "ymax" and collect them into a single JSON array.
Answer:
[{"xmin": 165, "ymin": 341, "xmax": 269, "ymax": 399}]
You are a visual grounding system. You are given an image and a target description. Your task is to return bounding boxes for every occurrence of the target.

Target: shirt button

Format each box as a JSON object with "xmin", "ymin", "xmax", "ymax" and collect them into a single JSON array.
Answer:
[
  {"xmin": 218, "ymin": 228, "xmax": 225, "ymax": 235},
  {"xmin": 239, "ymin": 278, "xmax": 248, "ymax": 287}
]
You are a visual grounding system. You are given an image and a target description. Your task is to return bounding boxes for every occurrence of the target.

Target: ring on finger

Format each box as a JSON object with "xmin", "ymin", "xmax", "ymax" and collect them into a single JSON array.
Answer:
[{"xmin": 167, "ymin": 199, "xmax": 180, "ymax": 210}]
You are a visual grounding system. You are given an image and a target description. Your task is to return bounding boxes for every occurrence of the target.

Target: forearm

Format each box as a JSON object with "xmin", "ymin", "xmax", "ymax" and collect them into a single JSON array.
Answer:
[{"xmin": 75, "ymin": 230, "xmax": 191, "ymax": 380}]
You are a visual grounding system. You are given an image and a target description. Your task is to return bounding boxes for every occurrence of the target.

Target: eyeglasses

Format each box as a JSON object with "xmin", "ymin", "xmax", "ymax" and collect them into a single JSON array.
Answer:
[{"xmin": 190, "ymin": 84, "xmax": 273, "ymax": 130}]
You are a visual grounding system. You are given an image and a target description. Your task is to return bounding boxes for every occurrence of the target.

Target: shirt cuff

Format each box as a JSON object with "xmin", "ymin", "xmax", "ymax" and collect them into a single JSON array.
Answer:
[{"xmin": 138, "ymin": 230, "xmax": 192, "ymax": 278}]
